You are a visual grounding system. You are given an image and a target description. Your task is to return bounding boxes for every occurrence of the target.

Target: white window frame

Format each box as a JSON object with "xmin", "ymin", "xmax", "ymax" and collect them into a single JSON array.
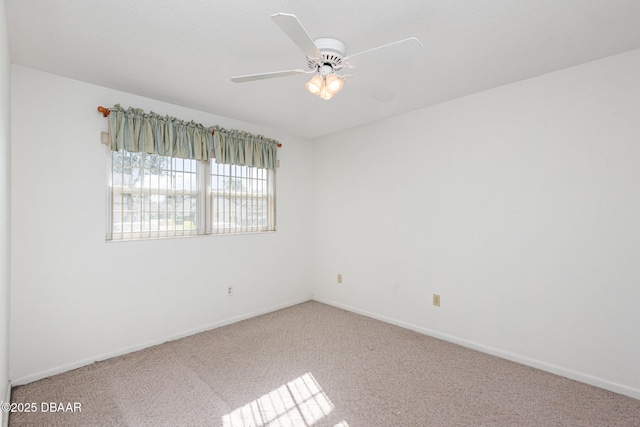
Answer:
[{"xmin": 106, "ymin": 147, "xmax": 276, "ymax": 241}]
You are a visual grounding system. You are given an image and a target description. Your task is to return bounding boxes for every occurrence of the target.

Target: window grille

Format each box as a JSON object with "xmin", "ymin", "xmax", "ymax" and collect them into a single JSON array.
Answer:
[
  {"xmin": 108, "ymin": 150, "xmax": 275, "ymax": 240},
  {"xmin": 210, "ymin": 163, "xmax": 274, "ymax": 234}
]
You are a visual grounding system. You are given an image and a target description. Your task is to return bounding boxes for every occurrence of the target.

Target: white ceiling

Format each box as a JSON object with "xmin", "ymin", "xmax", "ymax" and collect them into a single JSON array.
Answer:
[{"xmin": 6, "ymin": 0, "xmax": 640, "ymax": 139}]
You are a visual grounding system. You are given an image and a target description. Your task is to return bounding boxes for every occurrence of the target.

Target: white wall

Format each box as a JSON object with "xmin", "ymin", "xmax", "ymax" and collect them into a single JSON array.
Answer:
[
  {"xmin": 312, "ymin": 49, "xmax": 640, "ymax": 399},
  {"xmin": 10, "ymin": 66, "xmax": 314, "ymax": 383},
  {"xmin": 0, "ymin": 0, "xmax": 11, "ymax": 410}
]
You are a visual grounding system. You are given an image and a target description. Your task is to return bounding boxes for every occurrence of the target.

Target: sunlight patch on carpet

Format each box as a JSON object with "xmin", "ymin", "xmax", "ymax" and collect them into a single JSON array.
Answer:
[{"xmin": 222, "ymin": 372, "xmax": 335, "ymax": 426}]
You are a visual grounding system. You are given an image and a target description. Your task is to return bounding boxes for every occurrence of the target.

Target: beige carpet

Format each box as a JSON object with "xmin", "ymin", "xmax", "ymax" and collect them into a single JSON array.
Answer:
[{"xmin": 9, "ymin": 301, "xmax": 640, "ymax": 426}]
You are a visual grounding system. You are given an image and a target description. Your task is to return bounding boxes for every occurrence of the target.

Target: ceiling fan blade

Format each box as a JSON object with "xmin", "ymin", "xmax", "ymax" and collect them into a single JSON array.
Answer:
[
  {"xmin": 344, "ymin": 37, "xmax": 423, "ymax": 69},
  {"xmin": 231, "ymin": 69, "xmax": 308, "ymax": 83},
  {"xmin": 271, "ymin": 13, "xmax": 322, "ymax": 59},
  {"xmin": 349, "ymin": 78, "xmax": 396, "ymax": 103}
]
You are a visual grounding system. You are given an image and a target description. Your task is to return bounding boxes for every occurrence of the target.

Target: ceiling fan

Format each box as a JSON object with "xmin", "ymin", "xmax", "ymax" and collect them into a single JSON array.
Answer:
[{"xmin": 231, "ymin": 13, "xmax": 423, "ymax": 101}]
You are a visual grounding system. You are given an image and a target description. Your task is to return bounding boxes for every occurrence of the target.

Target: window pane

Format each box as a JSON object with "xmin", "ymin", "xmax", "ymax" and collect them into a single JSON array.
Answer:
[
  {"xmin": 210, "ymin": 160, "xmax": 274, "ymax": 234},
  {"xmin": 110, "ymin": 150, "xmax": 199, "ymax": 240}
]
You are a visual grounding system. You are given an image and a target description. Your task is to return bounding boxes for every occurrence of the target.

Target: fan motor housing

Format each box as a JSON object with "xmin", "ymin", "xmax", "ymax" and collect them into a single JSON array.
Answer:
[{"xmin": 307, "ymin": 37, "xmax": 346, "ymax": 69}]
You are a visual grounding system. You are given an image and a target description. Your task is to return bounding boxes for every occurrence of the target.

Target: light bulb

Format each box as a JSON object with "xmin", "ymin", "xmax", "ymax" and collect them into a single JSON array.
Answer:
[
  {"xmin": 326, "ymin": 74, "xmax": 343, "ymax": 94},
  {"xmin": 305, "ymin": 75, "xmax": 323, "ymax": 95}
]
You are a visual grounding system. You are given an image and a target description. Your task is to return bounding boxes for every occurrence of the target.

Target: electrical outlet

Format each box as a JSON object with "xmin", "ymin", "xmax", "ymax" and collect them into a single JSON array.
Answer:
[
  {"xmin": 337, "ymin": 274, "xmax": 343, "ymax": 284},
  {"xmin": 433, "ymin": 294, "xmax": 441, "ymax": 307},
  {"xmin": 227, "ymin": 286, "xmax": 233, "ymax": 296}
]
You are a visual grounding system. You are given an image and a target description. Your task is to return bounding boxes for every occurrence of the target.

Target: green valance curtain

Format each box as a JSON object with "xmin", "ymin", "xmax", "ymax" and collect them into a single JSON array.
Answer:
[{"xmin": 107, "ymin": 104, "xmax": 279, "ymax": 170}]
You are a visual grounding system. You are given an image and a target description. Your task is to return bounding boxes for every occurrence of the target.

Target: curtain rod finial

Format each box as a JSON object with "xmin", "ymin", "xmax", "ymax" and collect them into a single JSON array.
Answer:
[{"xmin": 98, "ymin": 106, "xmax": 111, "ymax": 117}]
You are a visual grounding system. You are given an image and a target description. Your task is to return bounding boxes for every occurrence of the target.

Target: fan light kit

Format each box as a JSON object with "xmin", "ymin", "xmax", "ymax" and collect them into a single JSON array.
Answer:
[
  {"xmin": 231, "ymin": 13, "xmax": 422, "ymax": 101},
  {"xmin": 306, "ymin": 72, "xmax": 343, "ymax": 100}
]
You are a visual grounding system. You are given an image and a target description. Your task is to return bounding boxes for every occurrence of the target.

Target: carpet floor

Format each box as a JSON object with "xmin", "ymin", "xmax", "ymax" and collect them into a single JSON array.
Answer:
[{"xmin": 9, "ymin": 301, "xmax": 640, "ymax": 426}]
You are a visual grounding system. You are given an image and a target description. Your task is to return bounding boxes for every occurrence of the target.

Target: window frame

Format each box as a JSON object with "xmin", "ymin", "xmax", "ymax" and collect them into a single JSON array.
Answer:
[{"xmin": 106, "ymin": 147, "xmax": 276, "ymax": 241}]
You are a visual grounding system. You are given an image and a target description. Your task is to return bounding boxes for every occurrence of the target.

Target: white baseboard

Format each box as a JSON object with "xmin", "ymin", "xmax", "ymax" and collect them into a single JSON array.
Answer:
[
  {"xmin": 312, "ymin": 296, "xmax": 640, "ymax": 400},
  {"xmin": 11, "ymin": 297, "xmax": 311, "ymax": 386}
]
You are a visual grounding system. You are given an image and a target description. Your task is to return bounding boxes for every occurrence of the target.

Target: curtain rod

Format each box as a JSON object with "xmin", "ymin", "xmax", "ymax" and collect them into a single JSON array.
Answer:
[{"xmin": 97, "ymin": 106, "xmax": 282, "ymax": 147}]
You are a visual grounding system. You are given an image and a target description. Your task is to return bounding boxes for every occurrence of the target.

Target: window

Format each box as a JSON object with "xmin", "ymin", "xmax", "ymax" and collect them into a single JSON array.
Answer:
[
  {"xmin": 108, "ymin": 150, "xmax": 275, "ymax": 240},
  {"xmin": 103, "ymin": 104, "xmax": 279, "ymax": 240},
  {"xmin": 210, "ymin": 162, "xmax": 274, "ymax": 234}
]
